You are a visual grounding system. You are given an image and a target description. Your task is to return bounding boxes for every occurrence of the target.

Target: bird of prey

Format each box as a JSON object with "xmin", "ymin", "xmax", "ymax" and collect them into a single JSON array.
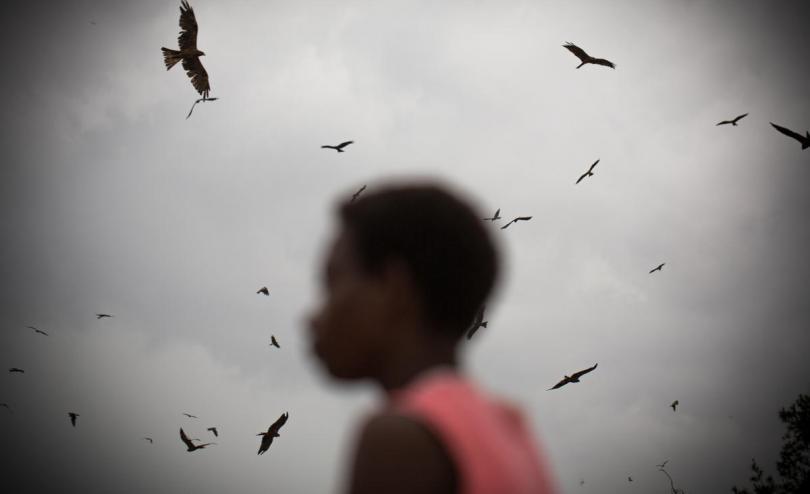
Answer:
[
  {"xmin": 657, "ymin": 460, "xmax": 669, "ymax": 469},
  {"xmin": 575, "ymin": 159, "xmax": 599, "ymax": 184},
  {"xmin": 770, "ymin": 122, "xmax": 810, "ymax": 150},
  {"xmin": 180, "ymin": 428, "xmax": 215, "ymax": 451},
  {"xmin": 269, "ymin": 336, "xmax": 281, "ymax": 349},
  {"xmin": 68, "ymin": 412, "xmax": 79, "ymax": 427},
  {"xmin": 466, "ymin": 305, "xmax": 488, "ymax": 340},
  {"xmin": 351, "ymin": 185, "xmax": 367, "ymax": 203},
  {"xmin": 8, "ymin": 368, "xmax": 24, "ymax": 373},
  {"xmin": 143, "ymin": 437, "xmax": 154, "ymax": 444},
  {"xmin": 186, "ymin": 96, "xmax": 219, "ymax": 119},
  {"xmin": 628, "ymin": 477, "xmax": 633, "ymax": 482},
  {"xmin": 483, "ymin": 209, "xmax": 501, "ymax": 221},
  {"xmin": 716, "ymin": 113, "xmax": 748, "ymax": 126},
  {"xmin": 563, "ymin": 42, "xmax": 616, "ymax": 69},
  {"xmin": 207, "ymin": 427, "xmax": 218, "ymax": 437},
  {"xmin": 257, "ymin": 286, "xmax": 270, "ymax": 296},
  {"xmin": 321, "ymin": 141, "xmax": 354, "ymax": 152},
  {"xmin": 670, "ymin": 400, "xmax": 679, "ymax": 411},
  {"xmin": 649, "ymin": 263, "xmax": 665, "ymax": 274},
  {"xmin": 96, "ymin": 313, "xmax": 113, "ymax": 319},
  {"xmin": 548, "ymin": 363, "xmax": 598, "ymax": 390},
  {"xmin": 162, "ymin": 1, "xmax": 210, "ymax": 99},
  {"xmin": 27, "ymin": 326, "xmax": 48, "ymax": 336},
  {"xmin": 182, "ymin": 412, "xmax": 198, "ymax": 419},
  {"xmin": 257, "ymin": 412, "xmax": 289, "ymax": 455},
  {"xmin": 0, "ymin": 403, "xmax": 11, "ymax": 413},
  {"xmin": 501, "ymin": 216, "xmax": 532, "ymax": 230}
]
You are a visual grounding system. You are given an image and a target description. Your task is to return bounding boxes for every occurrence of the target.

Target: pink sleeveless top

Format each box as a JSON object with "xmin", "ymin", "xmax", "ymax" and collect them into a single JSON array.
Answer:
[{"xmin": 387, "ymin": 368, "xmax": 558, "ymax": 494}]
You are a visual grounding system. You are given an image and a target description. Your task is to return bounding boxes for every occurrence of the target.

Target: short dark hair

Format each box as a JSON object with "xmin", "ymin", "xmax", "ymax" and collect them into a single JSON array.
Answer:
[{"xmin": 338, "ymin": 182, "xmax": 499, "ymax": 338}]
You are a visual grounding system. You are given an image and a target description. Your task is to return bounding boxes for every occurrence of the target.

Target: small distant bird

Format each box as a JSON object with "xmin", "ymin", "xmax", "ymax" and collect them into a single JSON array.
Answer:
[
  {"xmin": 90, "ymin": 20, "xmax": 97, "ymax": 25},
  {"xmin": 257, "ymin": 286, "xmax": 270, "ymax": 296},
  {"xmin": 563, "ymin": 42, "xmax": 616, "ymax": 69},
  {"xmin": 466, "ymin": 305, "xmax": 488, "ymax": 340},
  {"xmin": 269, "ymin": 336, "xmax": 280, "ymax": 349},
  {"xmin": 180, "ymin": 428, "xmax": 215, "ymax": 451},
  {"xmin": 657, "ymin": 460, "xmax": 669, "ymax": 469},
  {"xmin": 182, "ymin": 412, "xmax": 198, "ymax": 419},
  {"xmin": 68, "ymin": 412, "xmax": 79, "ymax": 427},
  {"xmin": 162, "ymin": 1, "xmax": 210, "ymax": 99},
  {"xmin": 483, "ymin": 208, "xmax": 501, "ymax": 221},
  {"xmin": 257, "ymin": 412, "xmax": 289, "ymax": 455},
  {"xmin": 670, "ymin": 400, "xmax": 679, "ymax": 412},
  {"xmin": 207, "ymin": 427, "xmax": 218, "ymax": 437},
  {"xmin": 716, "ymin": 113, "xmax": 748, "ymax": 126},
  {"xmin": 575, "ymin": 159, "xmax": 599, "ymax": 184},
  {"xmin": 501, "ymin": 216, "xmax": 532, "ymax": 230},
  {"xmin": 548, "ymin": 363, "xmax": 598, "ymax": 390},
  {"xmin": 321, "ymin": 141, "xmax": 353, "ymax": 152},
  {"xmin": 649, "ymin": 263, "xmax": 665, "ymax": 274},
  {"xmin": 0, "ymin": 403, "xmax": 11, "ymax": 413},
  {"xmin": 143, "ymin": 437, "xmax": 154, "ymax": 444},
  {"xmin": 770, "ymin": 122, "xmax": 810, "ymax": 150},
  {"xmin": 8, "ymin": 368, "xmax": 24, "ymax": 373},
  {"xmin": 96, "ymin": 313, "xmax": 113, "ymax": 319},
  {"xmin": 186, "ymin": 96, "xmax": 219, "ymax": 119},
  {"xmin": 628, "ymin": 476, "xmax": 633, "ymax": 482},
  {"xmin": 580, "ymin": 479, "xmax": 585, "ymax": 486},
  {"xmin": 351, "ymin": 185, "xmax": 367, "ymax": 203},
  {"xmin": 27, "ymin": 326, "xmax": 48, "ymax": 336}
]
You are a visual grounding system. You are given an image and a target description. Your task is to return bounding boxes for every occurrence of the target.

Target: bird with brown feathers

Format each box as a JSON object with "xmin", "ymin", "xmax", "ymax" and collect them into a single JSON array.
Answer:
[
  {"xmin": 180, "ymin": 427, "xmax": 215, "ymax": 451},
  {"xmin": 770, "ymin": 122, "xmax": 810, "ymax": 150},
  {"xmin": 716, "ymin": 113, "xmax": 748, "ymax": 126},
  {"xmin": 162, "ymin": 1, "xmax": 210, "ymax": 99},
  {"xmin": 563, "ymin": 42, "xmax": 616, "ymax": 69},
  {"xmin": 257, "ymin": 412, "xmax": 289, "ymax": 455},
  {"xmin": 576, "ymin": 159, "xmax": 599, "ymax": 185},
  {"xmin": 548, "ymin": 363, "xmax": 598, "ymax": 390},
  {"xmin": 68, "ymin": 412, "xmax": 79, "ymax": 427}
]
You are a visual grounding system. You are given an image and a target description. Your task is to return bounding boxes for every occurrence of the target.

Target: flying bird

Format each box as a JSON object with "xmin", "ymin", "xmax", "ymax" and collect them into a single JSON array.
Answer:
[
  {"xmin": 483, "ymin": 208, "xmax": 501, "ymax": 221},
  {"xmin": 269, "ymin": 336, "xmax": 281, "ymax": 349},
  {"xmin": 350, "ymin": 185, "xmax": 367, "ymax": 203},
  {"xmin": 96, "ymin": 313, "xmax": 113, "ymax": 319},
  {"xmin": 670, "ymin": 400, "xmax": 679, "ymax": 412},
  {"xmin": 716, "ymin": 113, "xmax": 748, "ymax": 126},
  {"xmin": 68, "ymin": 412, "xmax": 79, "ymax": 427},
  {"xmin": 143, "ymin": 437, "xmax": 154, "ymax": 444},
  {"xmin": 182, "ymin": 413, "xmax": 198, "ymax": 419},
  {"xmin": 186, "ymin": 96, "xmax": 219, "ymax": 119},
  {"xmin": 27, "ymin": 326, "xmax": 48, "ymax": 336},
  {"xmin": 8, "ymin": 368, "xmax": 24, "ymax": 373},
  {"xmin": 179, "ymin": 428, "xmax": 215, "ymax": 451},
  {"xmin": 563, "ymin": 42, "xmax": 616, "ymax": 69},
  {"xmin": 548, "ymin": 363, "xmax": 598, "ymax": 390},
  {"xmin": 257, "ymin": 412, "xmax": 289, "ymax": 455},
  {"xmin": 321, "ymin": 141, "xmax": 353, "ymax": 152},
  {"xmin": 500, "ymin": 216, "xmax": 532, "ymax": 230},
  {"xmin": 257, "ymin": 286, "xmax": 270, "ymax": 296},
  {"xmin": 207, "ymin": 427, "xmax": 218, "ymax": 437},
  {"xmin": 770, "ymin": 122, "xmax": 810, "ymax": 150},
  {"xmin": 466, "ymin": 305, "xmax": 488, "ymax": 340},
  {"xmin": 162, "ymin": 1, "xmax": 210, "ymax": 99},
  {"xmin": 575, "ymin": 159, "xmax": 599, "ymax": 184},
  {"xmin": 628, "ymin": 477, "xmax": 633, "ymax": 482},
  {"xmin": 649, "ymin": 263, "xmax": 665, "ymax": 274}
]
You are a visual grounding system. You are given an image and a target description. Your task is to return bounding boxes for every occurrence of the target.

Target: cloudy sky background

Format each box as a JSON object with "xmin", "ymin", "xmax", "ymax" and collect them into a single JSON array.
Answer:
[{"xmin": 1, "ymin": 0, "xmax": 809, "ymax": 492}]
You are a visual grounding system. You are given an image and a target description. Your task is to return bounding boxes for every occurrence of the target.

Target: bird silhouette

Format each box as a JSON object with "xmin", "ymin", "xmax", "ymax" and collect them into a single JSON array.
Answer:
[
  {"xmin": 269, "ymin": 336, "xmax": 281, "ymax": 349},
  {"xmin": 580, "ymin": 479, "xmax": 585, "ymax": 486},
  {"xmin": 68, "ymin": 412, "xmax": 79, "ymax": 427},
  {"xmin": 182, "ymin": 412, "xmax": 198, "ymax": 419},
  {"xmin": 8, "ymin": 368, "xmax": 24, "ymax": 373},
  {"xmin": 96, "ymin": 313, "xmax": 113, "ymax": 319},
  {"xmin": 179, "ymin": 428, "xmax": 215, "ymax": 451},
  {"xmin": 649, "ymin": 263, "xmax": 665, "ymax": 274},
  {"xmin": 501, "ymin": 216, "xmax": 532, "ymax": 230},
  {"xmin": 257, "ymin": 286, "xmax": 270, "ymax": 296},
  {"xmin": 351, "ymin": 185, "xmax": 367, "ymax": 203},
  {"xmin": 207, "ymin": 427, "xmax": 218, "ymax": 437},
  {"xmin": 257, "ymin": 412, "xmax": 289, "ymax": 455},
  {"xmin": 162, "ymin": 1, "xmax": 210, "ymax": 99},
  {"xmin": 27, "ymin": 326, "xmax": 49, "ymax": 336},
  {"xmin": 483, "ymin": 208, "xmax": 501, "ymax": 221},
  {"xmin": 0, "ymin": 403, "xmax": 11, "ymax": 413},
  {"xmin": 628, "ymin": 476, "xmax": 633, "ymax": 482},
  {"xmin": 143, "ymin": 437, "xmax": 154, "ymax": 444},
  {"xmin": 186, "ymin": 96, "xmax": 219, "ymax": 119},
  {"xmin": 575, "ymin": 159, "xmax": 599, "ymax": 184},
  {"xmin": 770, "ymin": 122, "xmax": 810, "ymax": 150},
  {"xmin": 321, "ymin": 141, "xmax": 353, "ymax": 152},
  {"xmin": 563, "ymin": 42, "xmax": 616, "ymax": 69},
  {"xmin": 716, "ymin": 113, "xmax": 748, "ymax": 126},
  {"xmin": 466, "ymin": 305, "xmax": 488, "ymax": 340},
  {"xmin": 670, "ymin": 400, "xmax": 679, "ymax": 411},
  {"xmin": 548, "ymin": 363, "xmax": 598, "ymax": 390}
]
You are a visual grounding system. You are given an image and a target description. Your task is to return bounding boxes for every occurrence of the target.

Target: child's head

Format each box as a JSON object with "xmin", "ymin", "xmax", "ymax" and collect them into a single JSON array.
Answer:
[{"xmin": 308, "ymin": 181, "xmax": 499, "ymax": 381}]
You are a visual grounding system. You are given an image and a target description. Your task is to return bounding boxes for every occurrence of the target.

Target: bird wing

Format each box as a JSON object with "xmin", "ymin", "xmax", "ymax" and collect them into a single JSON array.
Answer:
[
  {"xmin": 770, "ymin": 122, "xmax": 804, "ymax": 142},
  {"xmin": 336, "ymin": 141, "xmax": 354, "ymax": 149},
  {"xmin": 494, "ymin": 208, "xmax": 500, "ymax": 217},
  {"xmin": 181, "ymin": 56, "xmax": 210, "ymax": 98},
  {"xmin": 268, "ymin": 412, "xmax": 289, "ymax": 435},
  {"xmin": 588, "ymin": 159, "xmax": 599, "ymax": 173},
  {"xmin": 571, "ymin": 363, "xmax": 598, "ymax": 379},
  {"xmin": 590, "ymin": 58, "xmax": 616, "ymax": 68},
  {"xmin": 517, "ymin": 216, "xmax": 532, "ymax": 221},
  {"xmin": 716, "ymin": 120, "xmax": 732, "ymax": 126},
  {"xmin": 563, "ymin": 42, "xmax": 589, "ymax": 62},
  {"xmin": 177, "ymin": 0, "xmax": 199, "ymax": 52},
  {"xmin": 258, "ymin": 434, "xmax": 273, "ymax": 454},
  {"xmin": 186, "ymin": 99, "xmax": 200, "ymax": 119},
  {"xmin": 35, "ymin": 329, "xmax": 48, "ymax": 335},
  {"xmin": 548, "ymin": 377, "xmax": 570, "ymax": 390},
  {"xmin": 180, "ymin": 428, "xmax": 196, "ymax": 448},
  {"xmin": 500, "ymin": 219, "xmax": 516, "ymax": 229},
  {"xmin": 733, "ymin": 113, "xmax": 748, "ymax": 123},
  {"xmin": 575, "ymin": 172, "xmax": 588, "ymax": 184}
]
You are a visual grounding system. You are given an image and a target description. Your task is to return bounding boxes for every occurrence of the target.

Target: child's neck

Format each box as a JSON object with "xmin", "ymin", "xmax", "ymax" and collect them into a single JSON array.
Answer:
[{"xmin": 377, "ymin": 337, "xmax": 459, "ymax": 393}]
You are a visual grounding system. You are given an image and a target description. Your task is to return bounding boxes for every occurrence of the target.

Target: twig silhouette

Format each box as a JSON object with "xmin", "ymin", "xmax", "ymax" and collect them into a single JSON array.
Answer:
[{"xmin": 658, "ymin": 466, "xmax": 685, "ymax": 493}]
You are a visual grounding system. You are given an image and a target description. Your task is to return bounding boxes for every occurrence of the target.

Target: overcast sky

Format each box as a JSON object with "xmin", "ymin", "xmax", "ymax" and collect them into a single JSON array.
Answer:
[{"xmin": 1, "ymin": 0, "xmax": 809, "ymax": 493}]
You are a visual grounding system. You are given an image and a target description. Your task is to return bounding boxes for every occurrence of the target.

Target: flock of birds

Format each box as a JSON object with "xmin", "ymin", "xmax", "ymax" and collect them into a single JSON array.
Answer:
[{"xmin": 3, "ymin": 1, "xmax": 807, "ymax": 492}]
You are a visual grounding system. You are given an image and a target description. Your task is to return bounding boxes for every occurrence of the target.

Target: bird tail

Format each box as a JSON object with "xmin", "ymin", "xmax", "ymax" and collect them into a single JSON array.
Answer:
[
  {"xmin": 576, "ymin": 62, "xmax": 585, "ymax": 69},
  {"xmin": 804, "ymin": 132, "xmax": 810, "ymax": 149},
  {"xmin": 161, "ymin": 47, "xmax": 182, "ymax": 70}
]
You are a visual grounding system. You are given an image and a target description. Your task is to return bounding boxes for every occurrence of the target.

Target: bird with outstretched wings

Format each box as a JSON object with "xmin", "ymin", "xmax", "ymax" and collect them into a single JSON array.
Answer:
[
  {"xmin": 563, "ymin": 42, "xmax": 615, "ymax": 69},
  {"xmin": 351, "ymin": 185, "xmax": 367, "ymax": 203},
  {"xmin": 483, "ymin": 208, "xmax": 501, "ymax": 221},
  {"xmin": 576, "ymin": 159, "xmax": 599, "ymax": 184},
  {"xmin": 466, "ymin": 305, "xmax": 488, "ymax": 340},
  {"xmin": 180, "ymin": 427, "xmax": 215, "ymax": 451},
  {"xmin": 716, "ymin": 113, "xmax": 748, "ymax": 126},
  {"xmin": 68, "ymin": 412, "xmax": 79, "ymax": 427},
  {"xmin": 321, "ymin": 141, "xmax": 354, "ymax": 152},
  {"xmin": 257, "ymin": 286, "xmax": 270, "ymax": 296},
  {"xmin": 162, "ymin": 1, "xmax": 210, "ymax": 99},
  {"xmin": 501, "ymin": 216, "xmax": 532, "ymax": 230},
  {"xmin": 27, "ymin": 326, "xmax": 48, "ymax": 336},
  {"xmin": 770, "ymin": 122, "xmax": 810, "ymax": 150},
  {"xmin": 257, "ymin": 412, "xmax": 289, "ymax": 455},
  {"xmin": 670, "ymin": 400, "xmax": 679, "ymax": 411},
  {"xmin": 649, "ymin": 263, "xmax": 665, "ymax": 274},
  {"xmin": 207, "ymin": 427, "xmax": 218, "ymax": 437},
  {"xmin": 270, "ymin": 335, "xmax": 281, "ymax": 348},
  {"xmin": 548, "ymin": 363, "xmax": 598, "ymax": 390}
]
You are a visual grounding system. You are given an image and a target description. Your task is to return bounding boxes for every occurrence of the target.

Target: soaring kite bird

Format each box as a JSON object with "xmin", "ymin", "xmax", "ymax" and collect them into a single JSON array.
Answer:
[
  {"xmin": 269, "ymin": 336, "xmax": 281, "ymax": 349},
  {"xmin": 548, "ymin": 363, "xmax": 598, "ymax": 390},
  {"xmin": 182, "ymin": 412, "xmax": 198, "ymax": 419},
  {"xmin": 563, "ymin": 42, "xmax": 616, "ymax": 69},
  {"xmin": 670, "ymin": 400, "xmax": 679, "ymax": 412},
  {"xmin": 649, "ymin": 263, "xmax": 665, "ymax": 274},
  {"xmin": 179, "ymin": 428, "xmax": 215, "ymax": 451},
  {"xmin": 466, "ymin": 305, "xmax": 488, "ymax": 340},
  {"xmin": 27, "ymin": 326, "xmax": 48, "ymax": 336},
  {"xmin": 207, "ymin": 427, "xmax": 218, "ymax": 437},
  {"xmin": 68, "ymin": 412, "xmax": 80, "ymax": 427},
  {"xmin": 501, "ymin": 216, "xmax": 532, "ymax": 230},
  {"xmin": 143, "ymin": 437, "xmax": 154, "ymax": 444},
  {"xmin": 351, "ymin": 185, "xmax": 367, "ymax": 203},
  {"xmin": 257, "ymin": 412, "xmax": 289, "ymax": 455},
  {"xmin": 321, "ymin": 141, "xmax": 354, "ymax": 152},
  {"xmin": 8, "ymin": 368, "xmax": 24, "ymax": 373},
  {"xmin": 483, "ymin": 208, "xmax": 501, "ymax": 221},
  {"xmin": 257, "ymin": 286, "xmax": 270, "ymax": 296},
  {"xmin": 576, "ymin": 159, "xmax": 600, "ymax": 184},
  {"xmin": 162, "ymin": 1, "xmax": 210, "ymax": 99},
  {"xmin": 770, "ymin": 122, "xmax": 810, "ymax": 150},
  {"xmin": 716, "ymin": 113, "xmax": 748, "ymax": 126},
  {"xmin": 96, "ymin": 313, "xmax": 113, "ymax": 319}
]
